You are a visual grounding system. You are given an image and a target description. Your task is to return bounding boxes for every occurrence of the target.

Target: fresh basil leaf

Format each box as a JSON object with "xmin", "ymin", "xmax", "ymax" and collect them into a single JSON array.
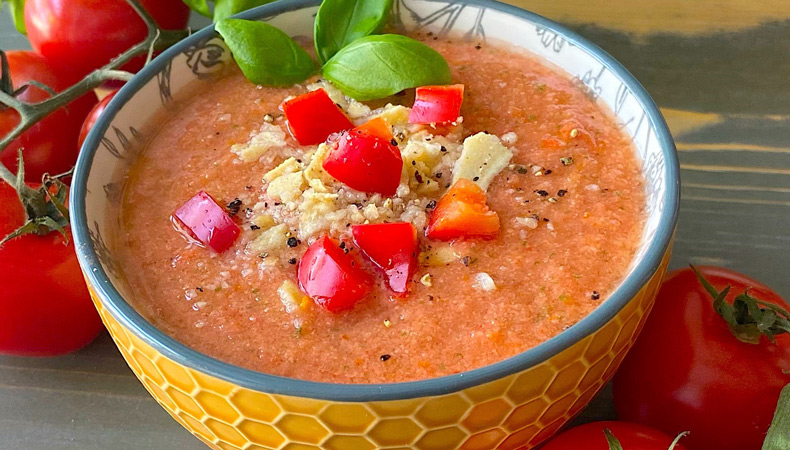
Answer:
[
  {"xmin": 215, "ymin": 18, "xmax": 315, "ymax": 86},
  {"xmin": 763, "ymin": 384, "xmax": 790, "ymax": 450},
  {"xmin": 181, "ymin": 0, "xmax": 212, "ymax": 18},
  {"xmin": 213, "ymin": 0, "xmax": 275, "ymax": 22},
  {"xmin": 2, "ymin": 0, "xmax": 26, "ymax": 34},
  {"xmin": 323, "ymin": 34, "xmax": 450, "ymax": 101},
  {"xmin": 314, "ymin": 0, "xmax": 393, "ymax": 64}
]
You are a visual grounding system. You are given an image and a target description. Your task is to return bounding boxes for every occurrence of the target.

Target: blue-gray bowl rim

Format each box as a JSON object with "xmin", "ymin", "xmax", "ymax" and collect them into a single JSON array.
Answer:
[{"xmin": 72, "ymin": 0, "xmax": 680, "ymax": 402}]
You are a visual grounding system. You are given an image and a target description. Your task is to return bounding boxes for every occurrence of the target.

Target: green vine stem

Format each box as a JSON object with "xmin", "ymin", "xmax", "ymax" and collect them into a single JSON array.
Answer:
[{"xmin": 0, "ymin": 0, "xmax": 190, "ymax": 160}]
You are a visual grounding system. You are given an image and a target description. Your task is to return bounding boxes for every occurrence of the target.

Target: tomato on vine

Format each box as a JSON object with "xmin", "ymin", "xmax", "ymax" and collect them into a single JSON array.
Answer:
[
  {"xmin": 24, "ymin": 0, "xmax": 191, "ymax": 81},
  {"xmin": 0, "ymin": 161, "xmax": 103, "ymax": 356},
  {"xmin": 613, "ymin": 266, "xmax": 790, "ymax": 450},
  {"xmin": 541, "ymin": 421, "xmax": 688, "ymax": 450},
  {"xmin": 78, "ymin": 90, "xmax": 117, "ymax": 149},
  {"xmin": 0, "ymin": 51, "xmax": 97, "ymax": 182}
]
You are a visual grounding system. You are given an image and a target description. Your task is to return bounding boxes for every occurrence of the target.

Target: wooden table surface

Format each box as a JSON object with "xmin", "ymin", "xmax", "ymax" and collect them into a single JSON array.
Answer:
[{"xmin": 1, "ymin": 2, "xmax": 788, "ymax": 449}]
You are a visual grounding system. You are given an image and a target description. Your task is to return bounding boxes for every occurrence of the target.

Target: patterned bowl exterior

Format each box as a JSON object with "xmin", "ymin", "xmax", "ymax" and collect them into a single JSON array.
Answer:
[
  {"xmin": 72, "ymin": 0, "xmax": 680, "ymax": 449},
  {"xmin": 87, "ymin": 248, "xmax": 669, "ymax": 450}
]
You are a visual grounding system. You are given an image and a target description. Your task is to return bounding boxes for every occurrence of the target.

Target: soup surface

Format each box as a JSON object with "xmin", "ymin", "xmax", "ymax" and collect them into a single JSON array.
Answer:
[{"xmin": 111, "ymin": 34, "xmax": 646, "ymax": 383}]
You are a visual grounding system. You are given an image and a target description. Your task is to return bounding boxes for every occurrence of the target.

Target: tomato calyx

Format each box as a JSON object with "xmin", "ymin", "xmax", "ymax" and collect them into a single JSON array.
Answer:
[
  {"xmin": 692, "ymin": 265, "xmax": 790, "ymax": 344},
  {"xmin": 0, "ymin": 151, "xmax": 70, "ymax": 246},
  {"xmin": 604, "ymin": 429, "xmax": 688, "ymax": 450}
]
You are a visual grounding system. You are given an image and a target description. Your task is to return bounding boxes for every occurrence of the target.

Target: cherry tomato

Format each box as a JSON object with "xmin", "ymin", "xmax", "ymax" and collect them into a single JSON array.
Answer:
[
  {"xmin": 323, "ymin": 119, "xmax": 403, "ymax": 196},
  {"xmin": 78, "ymin": 91, "xmax": 117, "ymax": 149},
  {"xmin": 426, "ymin": 178, "xmax": 499, "ymax": 240},
  {"xmin": 541, "ymin": 421, "xmax": 688, "ymax": 450},
  {"xmin": 297, "ymin": 235, "xmax": 372, "ymax": 313},
  {"xmin": 613, "ymin": 267, "xmax": 790, "ymax": 450},
  {"xmin": 0, "ymin": 181, "xmax": 103, "ymax": 356},
  {"xmin": 173, "ymin": 191, "xmax": 240, "ymax": 253},
  {"xmin": 0, "ymin": 51, "xmax": 97, "ymax": 181},
  {"xmin": 352, "ymin": 222, "xmax": 418, "ymax": 293},
  {"xmin": 282, "ymin": 89, "xmax": 354, "ymax": 145},
  {"xmin": 25, "ymin": 0, "xmax": 190, "ymax": 81},
  {"xmin": 409, "ymin": 84, "xmax": 464, "ymax": 124}
]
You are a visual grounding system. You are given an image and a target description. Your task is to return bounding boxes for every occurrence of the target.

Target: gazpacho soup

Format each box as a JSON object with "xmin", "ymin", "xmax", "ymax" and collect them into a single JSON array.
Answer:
[{"xmin": 110, "ymin": 31, "xmax": 646, "ymax": 383}]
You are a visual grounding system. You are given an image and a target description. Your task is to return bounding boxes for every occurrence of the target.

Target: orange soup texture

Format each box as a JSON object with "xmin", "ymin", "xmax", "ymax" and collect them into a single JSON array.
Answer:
[{"xmin": 110, "ymin": 34, "xmax": 646, "ymax": 383}]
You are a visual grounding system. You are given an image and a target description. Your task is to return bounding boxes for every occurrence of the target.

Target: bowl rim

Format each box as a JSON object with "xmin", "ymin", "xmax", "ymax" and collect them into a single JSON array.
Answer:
[{"xmin": 72, "ymin": 0, "xmax": 679, "ymax": 402}]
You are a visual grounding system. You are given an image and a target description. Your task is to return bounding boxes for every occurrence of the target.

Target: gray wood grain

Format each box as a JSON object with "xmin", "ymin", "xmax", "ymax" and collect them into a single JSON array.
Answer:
[{"xmin": 0, "ymin": 5, "xmax": 787, "ymax": 450}]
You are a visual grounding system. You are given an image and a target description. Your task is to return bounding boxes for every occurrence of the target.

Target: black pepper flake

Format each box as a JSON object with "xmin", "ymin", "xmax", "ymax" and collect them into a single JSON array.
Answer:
[
  {"xmin": 591, "ymin": 291, "xmax": 601, "ymax": 300},
  {"xmin": 428, "ymin": 295, "xmax": 435, "ymax": 301},
  {"xmin": 274, "ymin": 202, "xmax": 281, "ymax": 206},
  {"xmin": 426, "ymin": 200, "xmax": 437, "ymax": 210},
  {"xmin": 558, "ymin": 189, "xmax": 568, "ymax": 197},
  {"xmin": 472, "ymin": 176, "xmax": 480, "ymax": 182},
  {"xmin": 226, "ymin": 198, "xmax": 242, "ymax": 216},
  {"xmin": 543, "ymin": 217, "xmax": 550, "ymax": 222},
  {"xmin": 475, "ymin": 44, "xmax": 482, "ymax": 50},
  {"xmin": 250, "ymin": 224, "xmax": 261, "ymax": 231},
  {"xmin": 544, "ymin": 169, "xmax": 553, "ymax": 175},
  {"xmin": 461, "ymin": 256, "xmax": 477, "ymax": 267},
  {"xmin": 390, "ymin": 139, "xmax": 398, "ymax": 146},
  {"xmin": 286, "ymin": 237, "xmax": 299, "ymax": 248},
  {"xmin": 440, "ymin": 145, "xmax": 448, "ymax": 152},
  {"xmin": 411, "ymin": 160, "xmax": 416, "ymax": 166},
  {"xmin": 288, "ymin": 258, "xmax": 297, "ymax": 265},
  {"xmin": 535, "ymin": 190, "xmax": 549, "ymax": 197},
  {"xmin": 380, "ymin": 354, "xmax": 391, "ymax": 362},
  {"xmin": 435, "ymin": 172, "xmax": 443, "ymax": 178},
  {"xmin": 516, "ymin": 166, "xmax": 528, "ymax": 174},
  {"xmin": 245, "ymin": 185, "xmax": 252, "ymax": 190},
  {"xmin": 245, "ymin": 208, "xmax": 253, "ymax": 214},
  {"xmin": 414, "ymin": 171, "xmax": 423, "ymax": 183},
  {"xmin": 196, "ymin": 287, "xmax": 203, "ymax": 293},
  {"xmin": 339, "ymin": 241, "xmax": 346, "ymax": 249}
]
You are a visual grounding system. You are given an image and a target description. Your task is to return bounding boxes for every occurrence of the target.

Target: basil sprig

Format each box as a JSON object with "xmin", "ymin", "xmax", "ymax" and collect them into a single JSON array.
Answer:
[
  {"xmin": 215, "ymin": 19, "xmax": 315, "ymax": 86},
  {"xmin": 181, "ymin": 0, "xmax": 275, "ymax": 22},
  {"xmin": 323, "ymin": 34, "xmax": 451, "ymax": 101},
  {"xmin": 314, "ymin": 0, "xmax": 394, "ymax": 64},
  {"xmin": 212, "ymin": 0, "xmax": 452, "ymax": 100}
]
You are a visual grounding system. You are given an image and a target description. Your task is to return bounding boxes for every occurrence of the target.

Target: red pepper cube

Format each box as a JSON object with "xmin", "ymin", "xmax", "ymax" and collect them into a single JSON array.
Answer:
[
  {"xmin": 322, "ymin": 119, "xmax": 403, "ymax": 196},
  {"xmin": 426, "ymin": 179, "xmax": 500, "ymax": 241},
  {"xmin": 408, "ymin": 84, "xmax": 464, "ymax": 125},
  {"xmin": 297, "ymin": 235, "xmax": 373, "ymax": 313},
  {"xmin": 282, "ymin": 88, "xmax": 354, "ymax": 145},
  {"xmin": 173, "ymin": 191, "xmax": 240, "ymax": 253},
  {"xmin": 352, "ymin": 222, "xmax": 418, "ymax": 294}
]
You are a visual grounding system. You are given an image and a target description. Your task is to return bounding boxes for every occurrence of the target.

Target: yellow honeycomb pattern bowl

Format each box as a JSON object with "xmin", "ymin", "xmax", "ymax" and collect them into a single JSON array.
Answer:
[{"xmin": 72, "ymin": 1, "xmax": 680, "ymax": 449}]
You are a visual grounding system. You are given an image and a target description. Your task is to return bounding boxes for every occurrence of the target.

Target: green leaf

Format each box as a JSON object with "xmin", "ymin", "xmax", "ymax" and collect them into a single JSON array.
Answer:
[
  {"xmin": 2, "ymin": 0, "xmax": 26, "ymax": 34},
  {"xmin": 213, "ymin": 0, "xmax": 275, "ymax": 22},
  {"xmin": 181, "ymin": 0, "xmax": 212, "ymax": 18},
  {"xmin": 314, "ymin": 0, "xmax": 394, "ymax": 64},
  {"xmin": 603, "ymin": 429, "xmax": 624, "ymax": 450},
  {"xmin": 215, "ymin": 18, "xmax": 315, "ymax": 86},
  {"xmin": 762, "ymin": 384, "xmax": 790, "ymax": 450},
  {"xmin": 323, "ymin": 34, "xmax": 451, "ymax": 101}
]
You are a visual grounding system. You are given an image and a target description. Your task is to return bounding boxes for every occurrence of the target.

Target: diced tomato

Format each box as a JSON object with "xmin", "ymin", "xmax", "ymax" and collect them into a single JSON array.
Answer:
[
  {"xmin": 173, "ymin": 191, "xmax": 240, "ymax": 252},
  {"xmin": 352, "ymin": 222, "xmax": 418, "ymax": 293},
  {"xmin": 282, "ymin": 89, "xmax": 354, "ymax": 145},
  {"xmin": 297, "ymin": 235, "xmax": 373, "ymax": 313},
  {"xmin": 426, "ymin": 178, "xmax": 500, "ymax": 241},
  {"xmin": 322, "ymin": 119, "xmax": 403, "ymax": 196},
  {"xmin": 354, "ymin": 117, "xmax": 393, "ymax": 141},
  {"xmin": 408, "ymin": 84, "xmax": 464, "ymax": 125}
]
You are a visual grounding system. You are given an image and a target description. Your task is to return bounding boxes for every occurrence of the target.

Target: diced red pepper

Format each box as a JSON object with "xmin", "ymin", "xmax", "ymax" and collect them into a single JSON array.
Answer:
[
  {"xmin": 354, "ymin": 117, "xmax": 393, "ymax": 141},
  {"xmin": 322, "ymin": 118, "xmax": 403, "ymax": 196},
  {"xmin": 408, "ymin": 84, "xmax": 464, "ymax": 125},
  {"xmin": 352, "ymin": 222, "xmax": 418, "ymax": 294},
  {"xmin": 173, "ymin": 191, "xmax": 240, "ymax": 252},
  {"xmin": 282, "ymin": 89, "xmax": 354, "ymax": 145},
  {"xmin": 297, "ymin": 235, "xmax": 373, "ymax": 313},
  {"xmin": 426, "ymin": 178, "xmax": 500, "ymax": 241}
]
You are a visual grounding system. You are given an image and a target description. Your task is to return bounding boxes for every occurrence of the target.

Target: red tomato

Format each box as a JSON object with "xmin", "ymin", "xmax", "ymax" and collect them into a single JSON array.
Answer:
[
  {"xmin": 408, "ymin": 84, "xmax": 464, "ymax": 124},
  {"xmin": 323, "ymin": 120, "xmax": 403, "ymax": 196},
  {"xmin": 541, "ymin": 421, "xmax": 688, "ymax": 450},
  {"xmin": 78, "ymin": 90, "xmax": 117, "ymax": 149},
  {"xmin": 282, "ymin": 89, "xmax": 354, "ymax": 145},
  {"xmin": 25, "ymin": 0, "xmax": 190, "ymax": 81},
  {"xmin": 173, "ymin": 191, "xmax": 240, "ymax": 253},
  {"xmin": 0, "ymin": 51, "xmax": 97, "ymax": 181},
  {"xmin": 426, "ymin": 178, "xmax": 499, "ymax": 240},
  {"xmin": 297, "ymin": 236, "xmax": 373, "ymax": 313},
  {"xmin": 0, "ymin": 181, "xmax": 103, "ymax": 356},
  {"xmin": 614, "ymin": 267, "xmax": 790, "ymax": 450},
  {"xmin": 352, "ymin": 222, "xmax": 418, "ymax": 293}
]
